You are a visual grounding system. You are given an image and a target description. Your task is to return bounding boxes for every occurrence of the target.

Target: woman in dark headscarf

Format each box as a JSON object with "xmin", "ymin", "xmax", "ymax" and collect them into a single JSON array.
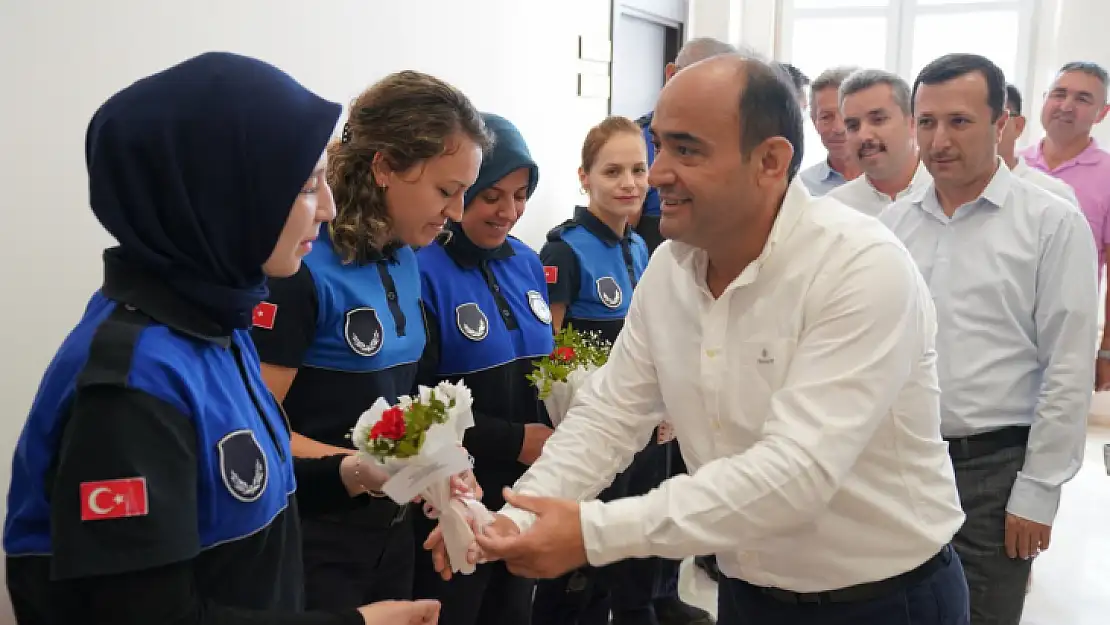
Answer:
[{"xmin": 2, "ymin": 52, "xmax": 440, "ymax": 625}]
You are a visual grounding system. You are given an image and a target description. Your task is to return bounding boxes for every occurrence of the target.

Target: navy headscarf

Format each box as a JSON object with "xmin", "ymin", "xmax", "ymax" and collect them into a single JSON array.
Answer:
[
  {"xmin": 463, "ymin": 113, "xmax": 539, "ymax": 207},
  {"xmin": 85, "ymin": 52, "xmax": 342, "ymax": 332}
]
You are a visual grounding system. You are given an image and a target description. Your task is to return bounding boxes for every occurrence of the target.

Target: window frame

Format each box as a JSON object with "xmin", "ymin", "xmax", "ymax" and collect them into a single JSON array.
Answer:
[{"xmin": 779, "ymin": 0, "xmax": 1038, "ymax": 97}]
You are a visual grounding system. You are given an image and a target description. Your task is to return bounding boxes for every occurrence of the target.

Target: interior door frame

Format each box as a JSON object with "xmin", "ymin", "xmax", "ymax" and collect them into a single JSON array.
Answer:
[{"xmin": 609, "ymin": 0, "xmax": 687, "ymax": 116}]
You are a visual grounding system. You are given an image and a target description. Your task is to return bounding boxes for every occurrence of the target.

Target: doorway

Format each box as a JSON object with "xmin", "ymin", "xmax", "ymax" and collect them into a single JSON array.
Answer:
[{"xmin": 609, "ymin": 1, "xmax": 685, "ymax": 118}]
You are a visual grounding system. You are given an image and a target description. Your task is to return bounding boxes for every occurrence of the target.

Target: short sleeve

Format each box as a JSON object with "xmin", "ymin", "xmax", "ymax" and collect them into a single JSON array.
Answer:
[
  {"xmin": 50, "ymin": 385, "xmax": 200, "ymax": 581},
  {"xmin": 539, "ymin": 240, "xmax": 579, "ymax": 305},
  {"xmin": 251, "ymin": 264, "xmax": 319, "ymax": 368}
]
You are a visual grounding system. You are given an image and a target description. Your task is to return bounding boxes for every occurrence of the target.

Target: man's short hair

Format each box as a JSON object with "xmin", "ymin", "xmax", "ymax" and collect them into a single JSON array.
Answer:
[
  {"xmin": 1057, "ymin": 61, "xmax": 1109, "ymax": 101},
  {"xmin": 839, "ymin": 68, "xmax": 912, "ymax": 116},
  {"xmin": 737, "ymin": 58, "xmax": 806, "ymax": 182},
  {"xmin": 674, "ymin": 38, "xmax": 737, "ymax": 69},
  {"xmin": 912, "ymin": 53, "xmax": 1006, "ymax": 121},
  {"xmin": 809, "ymin": 66, "xmax": 861, "ymax": 111},
  {"xmin": 778, "ymin": 62, "xmax": 810, "ymax": 93},
  {"xmin": 1005, "ymin": 83, "xmax": 1023, "ymax": 115}
]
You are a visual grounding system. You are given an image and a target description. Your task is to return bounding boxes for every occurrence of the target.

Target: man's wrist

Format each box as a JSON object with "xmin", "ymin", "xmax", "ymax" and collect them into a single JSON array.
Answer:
[{"xmin": 1097, "ymin": 349, "xmax": 1110, "ymax": 361}]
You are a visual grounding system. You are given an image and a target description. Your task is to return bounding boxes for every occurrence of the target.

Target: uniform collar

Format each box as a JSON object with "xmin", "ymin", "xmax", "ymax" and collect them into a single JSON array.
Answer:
[
  {"xmin": 322, "ymin": 226, "xmax": 401, "ymax": 265},
  {"xmin": 574, "ymin": 206, "xmax": 633, "ymax": 246},
  {"xmin": 443, "ymin": 220, "xmax": 515, "ymax": 268},
  {"xmin": 101, "ymin": 251, "xmax": 232, "ymax": 347}
]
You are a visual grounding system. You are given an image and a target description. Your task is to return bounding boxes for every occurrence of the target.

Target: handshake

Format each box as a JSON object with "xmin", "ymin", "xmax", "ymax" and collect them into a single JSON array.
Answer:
[{"xmin": 422, "ymin": 487, "xmax": 591, "ymax": 583}]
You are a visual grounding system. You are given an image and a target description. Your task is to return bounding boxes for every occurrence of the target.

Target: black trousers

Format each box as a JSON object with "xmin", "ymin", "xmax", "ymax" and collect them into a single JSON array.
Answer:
[
  {"xmin": 717, "ymin": 545, "xmax": 969, "ymax": 625},
  {"xmin": 412, "ymin": 513, "xmax": 534, "ymax": 625},
  {"xmin": 301, "ymin": 501, "xmax": 415, "ymax": 609},
  {"xmin": 532, "ymin": 440, "xmax": 681, "ymax": 625},
  {"xmin": 950, "ymin": 439, "xmax": 1032, "ymax": 625}
]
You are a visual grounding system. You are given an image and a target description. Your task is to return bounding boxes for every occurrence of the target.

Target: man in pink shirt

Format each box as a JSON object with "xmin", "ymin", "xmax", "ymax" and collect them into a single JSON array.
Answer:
[{"xmin": 1023, "ymin": 61, "xmax": 1110, "ymax": 388}]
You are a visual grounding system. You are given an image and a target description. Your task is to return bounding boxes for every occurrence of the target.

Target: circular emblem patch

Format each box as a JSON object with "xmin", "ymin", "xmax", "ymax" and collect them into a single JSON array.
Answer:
[
  {"xmin": 217, "ymin": 430, "xmax": 269, "ymax": 503},
  {"xmin": 455, "ymin": 303, "xmax": 489, "ymax": 341},
  {"xmin": 345, "ymin": 307, "xmax": 384, "ymax": 357}
]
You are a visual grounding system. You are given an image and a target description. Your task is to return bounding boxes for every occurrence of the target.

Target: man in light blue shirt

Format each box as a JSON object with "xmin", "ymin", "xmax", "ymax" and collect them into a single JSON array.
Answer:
[
  {"xmin": 798, "ymin": 67, "xmax": 862, "ymax": 196},
  {"xmin": 881, "ymin": 53, "xmax": 1098, "ymax": 625}
]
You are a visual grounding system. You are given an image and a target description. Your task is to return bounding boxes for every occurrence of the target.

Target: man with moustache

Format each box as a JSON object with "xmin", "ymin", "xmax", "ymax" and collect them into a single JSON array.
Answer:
[
  {"xmin": 881, "ymin": 53, "xmax": 1097, "ymax": 625},
  {"xmin": 1021, "ymin": 62, "xmax": 1110, "ymax": 390},
  {"xmin": 798, "ymin": 66, "xmax": 863, "ymax": 196},
  {"xmin": 828, "ymin": 69, "xmax": 931, "ymax": 216},
  {"xmin": 439, "ymin": 52, "xmax": 971, "ymax": 625},
  {"xmin": 1000, "ymin": 84, "xmax": 1079, "ymax": 205}
]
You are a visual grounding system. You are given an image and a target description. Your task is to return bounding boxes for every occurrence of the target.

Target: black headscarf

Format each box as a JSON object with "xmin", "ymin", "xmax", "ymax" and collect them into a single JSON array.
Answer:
[{"xmin": 85, "ymin": 51, "xmax": 342, "ymax": 332}]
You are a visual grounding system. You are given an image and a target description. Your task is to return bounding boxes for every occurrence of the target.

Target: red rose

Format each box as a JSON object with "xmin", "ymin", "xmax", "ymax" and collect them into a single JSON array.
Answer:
[
  {"xmin": 552, "ymin": 346, "xmax": 575, "ymax": 362},
  {"xmin": 370, "ymin": 406, "xmax": 407, "ymax": 441}
]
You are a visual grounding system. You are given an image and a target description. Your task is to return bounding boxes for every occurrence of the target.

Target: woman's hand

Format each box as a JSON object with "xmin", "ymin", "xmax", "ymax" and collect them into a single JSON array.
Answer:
[
  {"xmin": 424, "ymin": 469, "xmax": 482, "ymax": 518},
  {"xmin": 358, "ymin": 599, "xmax": 441, "ymax": 624},
  {"xmin": 339, "ymin": 454, "xmax": 389, "ymax": 497}
]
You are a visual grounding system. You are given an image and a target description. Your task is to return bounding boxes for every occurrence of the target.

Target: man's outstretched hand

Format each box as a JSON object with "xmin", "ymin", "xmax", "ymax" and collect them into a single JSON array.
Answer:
[
  {"xmin": 473, "ymin": 488, "xmax": 589, "ymax": 579},
  {"xmin": 424, "ymin": 510, "xmax": 519, "ymax": 581}
]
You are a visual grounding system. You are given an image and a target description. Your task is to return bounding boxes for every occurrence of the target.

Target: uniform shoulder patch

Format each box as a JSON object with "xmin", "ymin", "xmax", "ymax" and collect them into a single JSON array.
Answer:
[
  {"xmin": 527, "ymin": 290, "xmax": 552, "ymax": 325},
  {"xmin": 217, "ymin": 430, "xmax": 268, "ymax": 503},
  {"xmin": 543, "ymin": 266, "xmax": 559, "ymax": 284},
  {"xmin": 252, "ymin": 301, "xmax": 277, "ymax": 330}
]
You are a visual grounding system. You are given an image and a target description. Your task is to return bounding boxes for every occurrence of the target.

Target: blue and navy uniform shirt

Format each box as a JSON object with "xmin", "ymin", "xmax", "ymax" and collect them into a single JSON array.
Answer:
[
  {"xmin": 251, "ymin": 231, "xmax": 425, "ymax": 451},
  {"xmin": 3, "ymin": 256, "xmax": 307, "ymax": 612},
  {"xmin": 540, "ymin": 206, "xmax": 650, "ymax": 345},
  {"xmin": 637, "ymin": 112, "xmax": 660, "ymax": 218},
  {"xmin": 415, "ymin": 223, "xmax": 554, "ymax": 511}
]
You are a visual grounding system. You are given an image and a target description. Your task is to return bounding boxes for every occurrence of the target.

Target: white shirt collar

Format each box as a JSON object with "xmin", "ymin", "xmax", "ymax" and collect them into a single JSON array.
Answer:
[{"xmin": 670, "ymin": 180, "xmax": 811, "ymax": 292}]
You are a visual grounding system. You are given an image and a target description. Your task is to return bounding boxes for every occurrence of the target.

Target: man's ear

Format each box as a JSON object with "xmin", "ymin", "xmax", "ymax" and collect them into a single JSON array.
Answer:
[
  {"xmin": 754, "ymin": 137, "xmax": 795, "ymax": 187},
  {"xmin": 664, "ymin": 63, "xmax": 678, "ymax": 83}
]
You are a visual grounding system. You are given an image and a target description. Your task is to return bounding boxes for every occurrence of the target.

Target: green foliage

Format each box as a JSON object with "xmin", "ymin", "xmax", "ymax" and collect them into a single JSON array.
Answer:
[
  {"xmin": 527, "ymin": 324, "xmax": 612, "ymax": 399},
  {"xmin": 361, "ymin": 391, "xmax": 455, "ymax": 461}
]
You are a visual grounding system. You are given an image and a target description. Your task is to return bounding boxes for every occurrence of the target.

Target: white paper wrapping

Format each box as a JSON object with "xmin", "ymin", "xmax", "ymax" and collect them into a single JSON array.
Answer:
[{"xmin": 352, "ymin": 381, "xmax": 493, "ymax": 575}]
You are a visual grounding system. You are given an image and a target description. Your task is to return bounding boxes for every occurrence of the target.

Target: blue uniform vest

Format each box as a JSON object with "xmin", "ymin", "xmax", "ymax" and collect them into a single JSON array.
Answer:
[
  {"xmin": 4, "ymin": 295, "xmax": 296, "ymax": 556},
  {"xmin": 417, "ymin": 237, "xmax": 554, "ymax": 377},
  {"xmin": 557, "ymin": 224, "xmax": 650, "ymax": 322},
  {"xmin": 301, "ymin": 241, "xmax": 425, "ymax": 374}
]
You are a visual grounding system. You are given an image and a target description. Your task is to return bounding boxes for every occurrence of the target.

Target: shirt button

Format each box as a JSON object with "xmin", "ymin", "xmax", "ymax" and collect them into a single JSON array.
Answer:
[
  {"xmin": 386, "ymin": 292, "xmax": 397, "ymax": 301},
  {"xmin": 501, "ymin": 309, "xmax": 511, "ymax": 318}
]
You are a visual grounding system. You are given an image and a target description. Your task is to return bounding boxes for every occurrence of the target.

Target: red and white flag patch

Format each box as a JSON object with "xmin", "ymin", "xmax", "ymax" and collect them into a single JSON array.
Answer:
[
  {"xmin": 252, "ymin": 301, "xmax": 278, "ymax": 330},
  {"xmin": 80, "ymin": 477, "xmax": 149, "ymax": 522},
  {"xmin": 543, "ymin": 266, "xmax": 559, "ymax": 284}
]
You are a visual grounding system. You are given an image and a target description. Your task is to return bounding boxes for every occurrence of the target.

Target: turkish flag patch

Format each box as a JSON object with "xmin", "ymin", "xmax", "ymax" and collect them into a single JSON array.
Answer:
[
  {"xmin": 80, "ymin": 477, "xmax": 149, "ymax": 522},
  {"xmin": 253, "ymin": 301, "xmax": 278, "ymax": 330},
  {"xmin": 543, "ymin": 266, "xmax": 558, "ymax": 284}
]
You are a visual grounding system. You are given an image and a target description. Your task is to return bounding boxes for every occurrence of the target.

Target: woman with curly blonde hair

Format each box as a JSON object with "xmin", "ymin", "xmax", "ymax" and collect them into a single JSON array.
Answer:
[{"xmin": 253, "ymin": 69, "xmax": 491, "ymax": 611}]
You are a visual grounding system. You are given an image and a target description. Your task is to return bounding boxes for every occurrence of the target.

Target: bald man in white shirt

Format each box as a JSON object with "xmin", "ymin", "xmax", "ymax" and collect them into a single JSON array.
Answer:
[{"xmin": 428, "ymin": 53, "xmax": 970, "ymax": 625}]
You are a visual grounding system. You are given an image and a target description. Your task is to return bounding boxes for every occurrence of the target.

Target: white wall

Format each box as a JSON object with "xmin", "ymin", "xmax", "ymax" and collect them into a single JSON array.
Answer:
[{"xmin": 0, "ymin": 0, "xmax": 611, "ymax": 620}]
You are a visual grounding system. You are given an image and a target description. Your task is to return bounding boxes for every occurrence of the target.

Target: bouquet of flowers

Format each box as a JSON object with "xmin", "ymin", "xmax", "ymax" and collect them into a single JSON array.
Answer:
[
  {"xmin": 526, "ymin": 325, "xmax": 611, "ymax": 427},
  {"xmin": 351, "ymin": 381, "xmax": 493, "ymax": 575}
]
